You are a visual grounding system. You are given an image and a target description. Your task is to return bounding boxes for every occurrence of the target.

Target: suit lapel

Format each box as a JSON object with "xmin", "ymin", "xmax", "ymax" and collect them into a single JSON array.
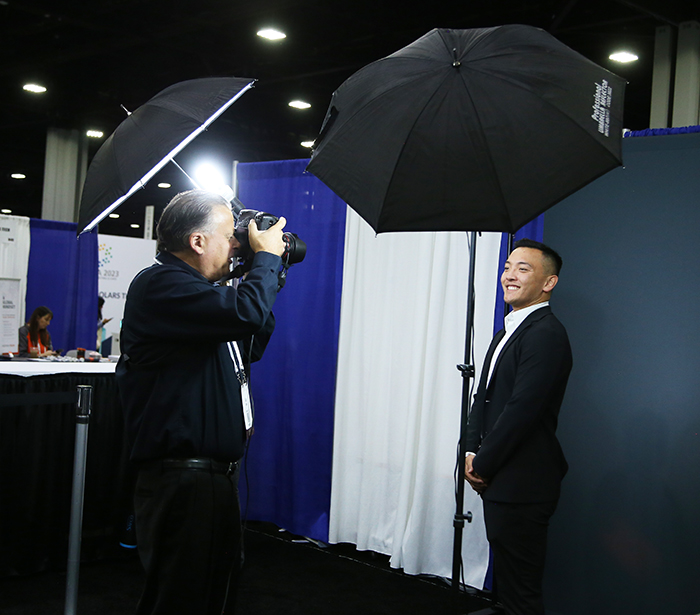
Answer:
[
  {"xmin": 487, "ymin": 306, "xmax": 552, "ymax": 389},
  {"xmin": 478, "ymin": 329, "xmax": 506, "ymax": 392}
]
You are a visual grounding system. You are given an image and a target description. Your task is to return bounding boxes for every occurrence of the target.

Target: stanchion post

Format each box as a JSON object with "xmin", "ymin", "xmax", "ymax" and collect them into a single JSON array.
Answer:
[{"xmin": 64, "ymin": 385, "xmax": 92, "ymax": 615}]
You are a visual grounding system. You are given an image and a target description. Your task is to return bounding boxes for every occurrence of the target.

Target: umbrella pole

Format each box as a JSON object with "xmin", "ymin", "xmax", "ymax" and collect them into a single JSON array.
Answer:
[{"xmin": 452, "ymin": 231, "xmax": 478, "ymax": 590}]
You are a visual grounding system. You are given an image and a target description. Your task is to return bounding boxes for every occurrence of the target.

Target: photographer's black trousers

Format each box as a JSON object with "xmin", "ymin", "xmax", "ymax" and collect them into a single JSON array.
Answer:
[{"xmin": 134, "ymin": 463, "xmax": 241, "ymax": 615}]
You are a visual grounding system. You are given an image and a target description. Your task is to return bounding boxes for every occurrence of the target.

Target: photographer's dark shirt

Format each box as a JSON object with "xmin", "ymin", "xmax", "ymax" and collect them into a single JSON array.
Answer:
[{"xmin": 116, "ymin": 250, "xmax": 281, "ymax": 463}]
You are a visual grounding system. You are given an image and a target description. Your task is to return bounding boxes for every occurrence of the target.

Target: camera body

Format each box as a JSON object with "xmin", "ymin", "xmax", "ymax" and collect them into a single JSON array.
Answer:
[{"xmin": 234, "ymin": 209, "xmax": 306, "ymax": 266}]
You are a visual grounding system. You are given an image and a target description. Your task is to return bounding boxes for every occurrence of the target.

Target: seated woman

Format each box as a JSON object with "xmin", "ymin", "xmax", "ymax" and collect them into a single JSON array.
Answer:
[{"xmin": 18, "ymin": 306, "xmax": 57, "ymax": 357}]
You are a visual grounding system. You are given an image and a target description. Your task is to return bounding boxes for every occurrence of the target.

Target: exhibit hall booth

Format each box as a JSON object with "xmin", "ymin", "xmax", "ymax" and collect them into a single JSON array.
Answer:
[{"xmin": 1, "ymin": 131, "xmax": 699, "ymax": 615}]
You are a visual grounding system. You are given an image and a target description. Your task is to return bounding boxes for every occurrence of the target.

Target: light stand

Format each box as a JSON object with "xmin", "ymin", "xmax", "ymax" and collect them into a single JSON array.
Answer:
[
  {"xmin": 452, "ymin": 231, "xmax": 478, "ymax": 589},
  {"xmin": 451, "ymin": 231, "xmax": 514, "ymax": 594}
]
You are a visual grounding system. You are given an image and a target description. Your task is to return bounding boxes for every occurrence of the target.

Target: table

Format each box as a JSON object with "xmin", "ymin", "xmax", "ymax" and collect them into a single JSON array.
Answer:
[
  {"xmin": 0, "ymin": 359, "xmax": 117, "ymax": 377},
  {"xmin": 0, "ymin": 361, "xmax": 132, "ymax": 577}
]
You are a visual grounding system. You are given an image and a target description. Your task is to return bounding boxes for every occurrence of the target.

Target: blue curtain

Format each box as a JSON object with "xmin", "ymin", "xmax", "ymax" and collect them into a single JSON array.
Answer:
[
  {"xmin": 26, "ymin": 219, "xmax": 98, "ymax": 352},
  {"xmin": 624, "ymin": 125, "xmax": 700, "ymax": 138},
  {"xmin": 237, "ymin": 160, "xmax": 346, "ymax": 541}
]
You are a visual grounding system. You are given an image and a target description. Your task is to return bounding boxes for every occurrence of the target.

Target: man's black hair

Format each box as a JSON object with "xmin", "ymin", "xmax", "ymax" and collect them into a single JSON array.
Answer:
[
  {"xmin": 512, "ymin": 238, "xmax": 563, "ymax": 276},
  {"xmin": 156, "ymin": 190, "xmax": 229, "ymax": 253}
]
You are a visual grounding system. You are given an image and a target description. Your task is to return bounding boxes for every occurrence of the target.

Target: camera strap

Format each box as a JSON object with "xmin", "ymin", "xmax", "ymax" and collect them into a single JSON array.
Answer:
[{"xmin": 227, "ymin": 341, "xmax": 253, "ymax": 430}]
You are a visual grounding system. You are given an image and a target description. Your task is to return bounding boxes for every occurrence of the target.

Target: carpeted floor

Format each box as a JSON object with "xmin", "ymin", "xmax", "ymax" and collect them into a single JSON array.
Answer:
[{"xmin": 0, "ymin": 522, "xmax": 493, "ymax": 614}]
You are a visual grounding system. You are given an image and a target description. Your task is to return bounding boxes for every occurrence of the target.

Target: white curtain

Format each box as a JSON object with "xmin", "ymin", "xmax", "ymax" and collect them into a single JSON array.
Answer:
[
  {"xmin": 0, "ymin": 215, "xmax": 31, "ymax": 353},
  {"xmin": 329, "ymin": 207, "xmax": 502, "ymax": 587}
]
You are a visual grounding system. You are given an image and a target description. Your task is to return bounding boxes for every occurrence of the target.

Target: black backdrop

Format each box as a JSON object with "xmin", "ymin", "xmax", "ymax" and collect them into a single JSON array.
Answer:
[{"xmin": 542, "ymin": 133, "xmax": 700, "ymax": 615}]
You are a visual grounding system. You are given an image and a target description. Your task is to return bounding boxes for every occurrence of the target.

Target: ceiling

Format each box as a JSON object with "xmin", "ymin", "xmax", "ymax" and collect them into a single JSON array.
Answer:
[{"xmin": 1, "ymin": 0, "xmax": 697, "ymax": 237}]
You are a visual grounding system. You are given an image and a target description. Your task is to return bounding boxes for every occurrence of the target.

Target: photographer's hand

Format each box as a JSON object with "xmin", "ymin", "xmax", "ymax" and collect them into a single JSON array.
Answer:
[{"xmin": 248, "ymin": 217, "xmax": 286, "ymax": 257}]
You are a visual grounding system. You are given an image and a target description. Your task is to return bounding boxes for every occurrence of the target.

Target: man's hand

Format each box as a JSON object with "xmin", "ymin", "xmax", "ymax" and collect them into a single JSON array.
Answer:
[
  {"xmin": 465, "ymin": 453, "xmax": 488, "ymax": 493},
  {"xmin": 248, "ymin": 217, "xmax": 287, "ymax": 257}
]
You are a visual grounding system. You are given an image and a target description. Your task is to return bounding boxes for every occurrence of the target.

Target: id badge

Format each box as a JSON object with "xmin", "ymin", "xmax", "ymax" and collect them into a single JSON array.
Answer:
[{"xmin": 241, "ymin": 380, "xmax": 253, "ymax": 430}]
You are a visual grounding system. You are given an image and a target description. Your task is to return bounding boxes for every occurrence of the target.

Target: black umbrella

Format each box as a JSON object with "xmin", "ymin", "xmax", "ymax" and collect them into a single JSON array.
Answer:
[
  {"xmin": 78, "ymin": 77, "xmax": 255, "ymax": 234},
  {"xmin": 306, "ymin": 25, "xmax": 625, "ymax": 590},
  {"xmin": 307, "ymin": 25, "xmax": 625, "ymax": 234}
]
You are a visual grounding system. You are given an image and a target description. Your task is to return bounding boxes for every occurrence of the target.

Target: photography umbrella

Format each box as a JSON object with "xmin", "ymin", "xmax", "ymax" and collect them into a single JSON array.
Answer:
[
  {"xmin": 78, "ymin": 77, "xmax": 255, "ymax": 234},
  {"xmin": 307, "ymin": 25, "xmax": 624, "ymax": 233},
  {"xmin": 307, "ymin": 25, "xmax": 624, "ymax": 588}
]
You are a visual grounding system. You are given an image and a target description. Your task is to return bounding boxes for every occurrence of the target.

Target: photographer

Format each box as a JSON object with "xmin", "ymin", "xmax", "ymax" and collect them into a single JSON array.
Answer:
[{"xmin": 116, "ymin": 189, "xmax": 286, "ymax": 615}]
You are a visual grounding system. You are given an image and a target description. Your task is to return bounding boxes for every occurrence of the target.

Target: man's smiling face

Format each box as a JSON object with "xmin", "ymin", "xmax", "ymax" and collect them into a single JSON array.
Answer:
[{"xmin": 501, "ymin": 247, "xmax": 557, "ymax": 311}]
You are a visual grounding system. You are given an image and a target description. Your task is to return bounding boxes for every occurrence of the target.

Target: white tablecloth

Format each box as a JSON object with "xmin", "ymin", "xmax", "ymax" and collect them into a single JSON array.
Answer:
[{"xmin": 0, "ymin": 360, "xmax": 117, "ymax": 377}]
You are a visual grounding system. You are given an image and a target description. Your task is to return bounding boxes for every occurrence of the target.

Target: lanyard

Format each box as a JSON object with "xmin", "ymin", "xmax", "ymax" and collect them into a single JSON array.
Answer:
[
  {"xmin": 227, "ymin": 341, "xmax": 253, "ymax": 430},
  {"xmin": 227, "ymin": 341, "xmax": 247, "ymax": 384},
  {"xmin": 153, "ymin": 256, "xmax": 253, "ymax": 429}
]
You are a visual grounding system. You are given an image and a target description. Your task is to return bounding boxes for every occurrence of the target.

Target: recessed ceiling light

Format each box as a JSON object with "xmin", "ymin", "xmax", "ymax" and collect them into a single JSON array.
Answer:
[
  {"xmin": 157, "ymin": 183, "xmax": 171, "ymax": 189},
  {"xmin": 1, "ymin": 209, "xmax": 12, "ymax": 214},
  {"xmin": 11, "ymin": 173, "xmax": 26, "ymax": 180},
  {"xmin": 301, "ymin": 141, "xmax": 315, "ymax": 148},
  {"xmin": 130, "ymin": 224, "xmax": 140, "ymax": 229},
  {"xmin": 257, "ymin": 28, "xmax": 286, "ymax": 41},
  {"xmin": 86, "ymin": 130, "xmax": 104, "ymax": 138},
  {"xmin": 109, "ymin": 213, "xmax": 120, "ymax": 219},
  {"xmin": 289, "ymin": 100, "xmax": 311, "ymax": 110},
  {"xmin": 609, "ymin": 51, "xmax": 638, "ymax": 63},
  {"xmin": 23, "ymin": 83, "xmax": 47, "ymax": 94}
]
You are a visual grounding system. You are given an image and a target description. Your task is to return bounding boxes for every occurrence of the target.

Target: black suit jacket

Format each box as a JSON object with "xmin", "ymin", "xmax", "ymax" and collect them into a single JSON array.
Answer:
[
  {"xmin": 466, "ymin": 305, "xmax": 572, "ymax": 503},
  {"xmin": 116, "ymin": 250, "xmax": 280, "ymax": 463}
]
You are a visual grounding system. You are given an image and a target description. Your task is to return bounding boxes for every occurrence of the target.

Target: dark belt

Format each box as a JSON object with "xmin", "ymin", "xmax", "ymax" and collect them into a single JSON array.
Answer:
[{"xmin": 140, "ymin": 458, "xmax": 238, "ymax": 475}]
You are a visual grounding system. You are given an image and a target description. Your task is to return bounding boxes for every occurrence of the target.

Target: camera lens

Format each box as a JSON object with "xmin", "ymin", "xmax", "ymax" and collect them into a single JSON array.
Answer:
[
  {"xmin": 283, "ymin": 233, "xmax": 306, "ymax": 265},
  {"xmin": 233, "ymin": 208, "xmax": 305, "ymax": 267}
]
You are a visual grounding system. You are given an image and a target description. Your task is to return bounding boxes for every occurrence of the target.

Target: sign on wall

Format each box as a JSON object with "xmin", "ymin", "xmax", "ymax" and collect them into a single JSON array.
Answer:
[
  {"xmin": 1, "ymin": 278, "xmax": 21, "ymax": 354},
  {"xmin": 97, "ymin": 234, "xmax": 156, "ymax": 354},
  {"xmin": 0, "ymin": 214, "xmax": 30, "ymax": 352}
]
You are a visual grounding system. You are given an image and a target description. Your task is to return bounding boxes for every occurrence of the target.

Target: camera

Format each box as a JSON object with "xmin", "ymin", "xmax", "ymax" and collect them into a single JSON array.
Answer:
[{"xmin": 233, "ymin": 209, "xmax": 306, "ymax": 267}]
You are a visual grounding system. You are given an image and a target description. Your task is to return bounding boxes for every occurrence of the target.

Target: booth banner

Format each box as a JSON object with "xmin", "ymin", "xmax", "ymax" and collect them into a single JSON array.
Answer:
[
  {"xmin": 1, "ymin": 278, "xmax": 21, "ymax": 354},
  {"xmin": 97, "ymin": 234, "xmax": 156, "ymax": 353},
  {"xmin": 0, "ymin": 214, "xmax": 30, "ymax": 352}
]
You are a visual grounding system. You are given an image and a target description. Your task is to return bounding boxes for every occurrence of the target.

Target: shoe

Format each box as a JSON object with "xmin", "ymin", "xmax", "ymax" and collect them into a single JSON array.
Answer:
[{"xmin": 119, "ymin": 513, "xmax": 137, "ymax": 549}]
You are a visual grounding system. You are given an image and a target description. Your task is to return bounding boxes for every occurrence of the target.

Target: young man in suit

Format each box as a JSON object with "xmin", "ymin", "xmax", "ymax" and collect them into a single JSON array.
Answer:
[{"xmin": 465, "ymin": 238, "xmax": 572, "ymax": 615}]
